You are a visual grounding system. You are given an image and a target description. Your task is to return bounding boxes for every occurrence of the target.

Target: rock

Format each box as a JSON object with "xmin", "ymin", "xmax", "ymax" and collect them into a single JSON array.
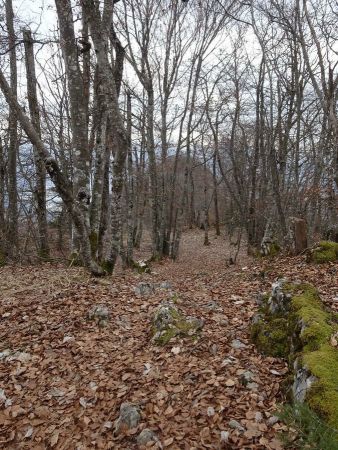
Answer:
[
  {"xmin": 88, "ymin": 305, "xmax": 109, "ymax": 327},
  {"xmin": 114, "ymin": 402, "xmax": 140, "ymax": 435},
  {"xmin": 292, "ymin": 367, "xmax": 317, "ymax": 403},
  {"xmin": 137, "ymin": 428, "xmax": 158, "ymax": 446},
  {"xmin": 247, "ymin": 382, "xmax": 259, "ymax": 390},
  {"xmin": 267, "ymin": 415, "xmax": 279, "ymax": 426},
  {"xmin": 152, "ymin": 301, "xmax": 204, "ymax": 345},
  {"xmin": 268, "ymin": 279, "xmax": 291, "ymax": 315},
  {"xmin": 134, "ymin": 260, "xmax": 151, "ymax": 274},
  {"xmin": 240, "ymin": 371, "xmax": 254, "ymax": 386},
  {"xmin": 220, "ymin": 430, "xmax": 229, "ymax": 442},
  {"xmin": 207, "ymin": 406, "xmax": 215, "ymax": 417},
  {"xmin": 204, "ymin": 301, "xmax": 223, "ymax": 311},
  {"xmin": 159, "ymin": 281, "xmax": 172, "ymax": 290},
  {"xmin": 228, "ymin": 419, "xmax": 245, "ymax": 432},
  {"xmin": 0, "ymin": 349, "xmax": 11, "ymax": 360},
  {"xmin": 135, "ymin": 282, "xmax": 155, "ymax": 296},
  {"xmin": 7, "ymin": 351, "xmax": 31, "ymax": 363},
  {"xmin": 221, "ymin": 356, "xmax": 237, "ymax": 366},
  {"xmin": 231, "ymin": 339, "xmax": 246, "ymax": 349}
]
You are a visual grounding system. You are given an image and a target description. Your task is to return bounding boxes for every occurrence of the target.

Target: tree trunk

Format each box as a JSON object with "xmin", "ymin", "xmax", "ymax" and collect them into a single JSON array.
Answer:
[
  {"xmin": 23, "ymin": 29, "xmax": 49, "ymax": 259},
  {"xmin": 5, "ymin": 0, "xmax": 18, "ymax": 256}
]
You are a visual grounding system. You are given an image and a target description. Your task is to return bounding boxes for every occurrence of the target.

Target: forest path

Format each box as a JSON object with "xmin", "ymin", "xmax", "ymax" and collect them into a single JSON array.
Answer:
[{"xmin": 4, "ymin": 230, "xmax": 337, "ymax": 449}]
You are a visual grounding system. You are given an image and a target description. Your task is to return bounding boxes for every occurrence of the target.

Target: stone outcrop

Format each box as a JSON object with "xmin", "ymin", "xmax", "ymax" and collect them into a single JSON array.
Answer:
[{"xmin": 251, "ymin": 280, "xmax": 338, "ymax": 429}]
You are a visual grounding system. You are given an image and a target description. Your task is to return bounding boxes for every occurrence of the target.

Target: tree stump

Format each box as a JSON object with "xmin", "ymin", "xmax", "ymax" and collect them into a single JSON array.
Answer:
[{"xmin": 287, "ymin": 217, "xmax": 308, "ymax": 255}]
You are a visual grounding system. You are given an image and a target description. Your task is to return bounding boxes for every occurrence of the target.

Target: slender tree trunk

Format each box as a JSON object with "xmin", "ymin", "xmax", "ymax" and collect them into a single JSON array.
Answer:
[
  {"xmin": 5, "ymin": 0, "xmax": 18, "ymax": 256},
  {"xmin": 23, "ymin": 29, "xmax": 49, "ymax": 259}
]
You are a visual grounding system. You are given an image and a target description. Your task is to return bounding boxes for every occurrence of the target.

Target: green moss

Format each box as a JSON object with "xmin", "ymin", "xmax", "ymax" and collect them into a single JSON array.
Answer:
[
  {"xmin": 311, "ymin": 241, "xmax": 338, "ymax": 263},
  {"xmin": 290, "ymin": 284, "xmax": 332, "ymax": 351},
  {"xmin": 132, "ymin": 260, "xmax": 151, "ymax": 274},
  {"xmin": 251, "ymin": 317, "xmax": 290, "ymax": 357},
  {"xmin": 152, "ymin": 306, "xmax": 202, "ymax": 346},
  {"xmin": 252, "ymin": 281, "xmax": 338, "ymax": 433},
  {"xmin": 304, "ymin": 344, "xmax": 338, "ymax": 429},
  {"xmin": 278, "ymin": 402, "xmax": 338, "ymax": 449}
]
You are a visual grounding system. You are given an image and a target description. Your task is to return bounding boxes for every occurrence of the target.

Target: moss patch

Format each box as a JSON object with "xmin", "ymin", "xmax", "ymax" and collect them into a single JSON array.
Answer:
[
  {"xmin": 304, "ymin": 344, "xmax": 338, "ymax": 429},
  {"xmin": 311, "ymin": 241, "xmax": 338, "ymax": 263},
  {"xmin": 252, "ymin": 281, "xmax": 338, "ymax": 432},
  {"xmin": 251, "ymin": 317, "xmax": 290, "ymax": 357}
]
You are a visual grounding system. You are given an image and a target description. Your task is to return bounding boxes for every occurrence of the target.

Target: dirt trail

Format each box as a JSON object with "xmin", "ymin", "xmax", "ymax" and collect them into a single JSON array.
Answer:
[{"xmin": 0, "ymin": 230, "xmax": 290, "ymax": 449}]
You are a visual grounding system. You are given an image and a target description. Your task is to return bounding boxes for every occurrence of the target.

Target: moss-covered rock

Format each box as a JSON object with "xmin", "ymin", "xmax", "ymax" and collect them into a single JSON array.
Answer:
[
  {"xmin": 252, "ymin": 280, "xmax": 338, "ymax": 432},
  {"xmin": 132, "ymin": 260, "xmax": 151, "ymax": 274},
  {"xmin": 152, "ymin": 301, "xmax": 204, "ymax": 345},
  {"xmin": 309, "ymin": 241, "xmax": 338, "ymax": 263}
]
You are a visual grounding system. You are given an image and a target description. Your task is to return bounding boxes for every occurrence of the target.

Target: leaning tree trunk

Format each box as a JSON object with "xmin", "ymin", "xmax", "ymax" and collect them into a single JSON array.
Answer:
[{"xmin": 23, "ymin": 29, "xmax": 49, "ymax": 259}]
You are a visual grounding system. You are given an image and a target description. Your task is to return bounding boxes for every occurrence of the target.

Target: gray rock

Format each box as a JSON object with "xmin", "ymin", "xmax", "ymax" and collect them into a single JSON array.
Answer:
[
  {"xmin": 114, "ymin": 402, "xmax": 141, "ymax": 435},
  {"xmin": 88, "ymin": 305, "xmax": 109, "ymax": 326},
  {"xmin": 228, "ymin": 419, "xmax": 245, "ymax": 432},
  {"xmin": 135, "ymin": 282, "xmax": 155, "ymax": 296},
  {"xmin": 159, "ymin": 281, "xmax": 172, "ymax": 290},
  {"xmin": 204, "ymin": 301, "xmax": 223, "ymax": 311},
  {"xmin": 268, "ymin": 279, "xmax": 292, "ymax": 315},
  {"xmin": 240, "ymin": 371, "xmax": 254, "ymax": 386},
  {"xmin": 231, "ymin": 339, "xmax": 246, "ymax": 349},
  {"xmin": 267, "ymin": 415, "xmax": 279, "ymax": 426},
  {"xmin": 152, "ymin": 301, "xmax": 204, "ymax": 345},
  {"xmin": 247, "ymin": 382, "xmax": 259, "ymax": 390},
  {"xmin": 292, "ymin": 368, "xmax": 317, "ymax": 402},
  {"xmin": 137, "ymin": 428, "xmax": 158, "ymax": 446},
  {"xmin": 251, "ymin": 313, "xmax": 264, "ymax": 325}
]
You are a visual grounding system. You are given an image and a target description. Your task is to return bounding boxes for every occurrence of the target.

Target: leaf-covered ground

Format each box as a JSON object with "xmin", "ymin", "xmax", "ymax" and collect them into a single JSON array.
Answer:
[{"xmin": 0, "ymin": 230, "xmax": 337, "ymax": 449}]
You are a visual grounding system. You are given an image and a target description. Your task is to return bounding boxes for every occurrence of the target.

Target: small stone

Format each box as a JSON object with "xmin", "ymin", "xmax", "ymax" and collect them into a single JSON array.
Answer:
[
  {"xmin": 114, "ymin": 402, "xmax": 140, "ymax": 435},
  {"xmin": 137, "ymin": 428, "xmax": 158, "ymax": 445},
  {"xmin": 7, "ymin": 352, "xmax": 31, "ymax": 363},
  {"xmin": 220, "ymin": 430, "xmax": 229, "ymax": 442},
  {"xmin": 88, "ymin": 305, "xmax": 109, "ymax": 322},
  {"xmin": 240, "ymin": 371, "xmax": 254, "ymax": 386},
  {"xmin": 229, "ymin": 419, "xmax": 245, "ymax": 432},
  {"xmin": 267, "ymin": 415, "xmax": 279, "ymax": 426},
  {"xmin": 134, "ymin": 282, "xmax": 155, "ymax": 296},
  {"xmin": 0, "ymin": 349, "xmax": 11, "ymax": 359},
  {"xmin": 62, "ymin": 336, "xmax": 74, "ymax": 344},
  {"xmin": 0, "ymin": 389, "xmax": 7, "ymax": 404},
  {"xmin": 231, "ymin": 339, "xmax": 246, "ymax": 349},
  {"xmin": 255, "ymin": 412, "xmax": 263, "ymax": 423},
  {"xmin": 159, "ymin": 281, "xmax": 172, "ymax": 290},
  {"xmin": 221, "ymin": 356, "xmax": 237, "ymax": 366},
  {"xmin": 207, "ymin": 406, "xmax": 215, "ymax": 417},
  {"xmin": 247, "ymin": 382, "xmax": 259, "ymax": 390}
]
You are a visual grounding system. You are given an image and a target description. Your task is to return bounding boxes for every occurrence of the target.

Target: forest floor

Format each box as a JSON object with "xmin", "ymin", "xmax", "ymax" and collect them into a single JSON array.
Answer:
[{"xmin": 0, "ymin": 229, "xmax": 337, "ymax": 450}]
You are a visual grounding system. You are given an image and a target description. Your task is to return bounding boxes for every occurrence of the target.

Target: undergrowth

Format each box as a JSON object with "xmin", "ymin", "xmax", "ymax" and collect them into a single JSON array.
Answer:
[{"xmin": 278, "ymin": 402, "xmax": 338, "ymax": 450}]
